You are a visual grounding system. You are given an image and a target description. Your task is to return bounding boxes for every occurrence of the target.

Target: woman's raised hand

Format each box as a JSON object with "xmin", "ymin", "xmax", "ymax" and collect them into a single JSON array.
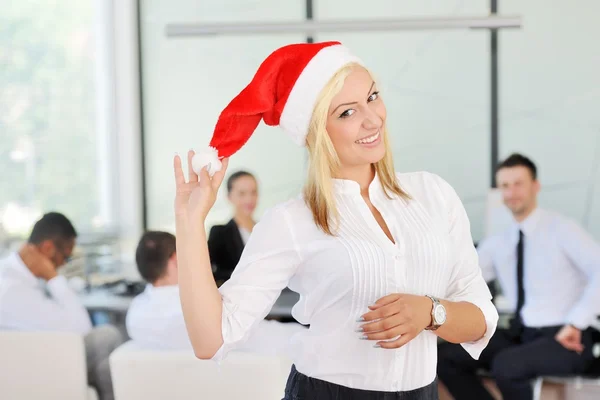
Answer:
[{"xmin": 174, "ymin": 150, "xmax": 229, "ymax": 222}]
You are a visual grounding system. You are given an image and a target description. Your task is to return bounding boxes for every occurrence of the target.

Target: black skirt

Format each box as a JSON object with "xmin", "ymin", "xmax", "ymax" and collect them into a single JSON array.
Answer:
[{"xmin": 282, "ymin": 365, "xmax": 439, "ymax": 400}]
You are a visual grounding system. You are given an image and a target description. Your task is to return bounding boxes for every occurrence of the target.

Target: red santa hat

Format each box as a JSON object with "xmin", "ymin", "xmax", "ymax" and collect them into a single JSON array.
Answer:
[{"xmin": 192, "ymin": 41, "xmax": 363, "ymax": 176}]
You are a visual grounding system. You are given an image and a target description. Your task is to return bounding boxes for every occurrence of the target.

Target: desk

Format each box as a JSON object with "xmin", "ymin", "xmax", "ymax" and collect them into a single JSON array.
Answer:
[
  {"xmin": 494, "ymin": 295, "xmax": 513, "ymax": 329},
  {"xmin": 80, "ymin": 290, "xmax": 133, "ymax": 313},
  {"xmin": 269, "ymin": 289, "xmax": 300, "ymax": 318},
  {"xmin": 494, "ymin": 295, "xmax": 511, "ymax": 315},
  {"xmin": 80, "ymin": 287, "xmax": 300, "ymax": 319},
  {"xmin": 82, "ymin": 289, "xmax": 506, "ymax": 321}
]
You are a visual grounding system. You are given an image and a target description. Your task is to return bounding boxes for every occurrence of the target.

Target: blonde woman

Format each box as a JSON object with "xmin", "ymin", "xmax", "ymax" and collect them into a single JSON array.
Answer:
[{"xmin": 174, "ymin": 42, "xmax": 498, "ymax": 399}]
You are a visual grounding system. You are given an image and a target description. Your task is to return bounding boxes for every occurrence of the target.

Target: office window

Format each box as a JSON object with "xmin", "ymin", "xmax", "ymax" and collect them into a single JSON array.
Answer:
[{"xmin": 0, "ymin": 1, "xmax": 117, "ymax": 241}]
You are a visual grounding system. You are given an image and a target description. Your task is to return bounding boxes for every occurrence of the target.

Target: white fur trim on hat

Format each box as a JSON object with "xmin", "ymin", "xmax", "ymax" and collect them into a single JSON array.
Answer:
[
  {"xmin": 192, "ymin": 146, "xmax": 222, "ymax": 176},
  {"xmin": 279, "ymin": 45, "xmax": 363, "ymax": 146}
]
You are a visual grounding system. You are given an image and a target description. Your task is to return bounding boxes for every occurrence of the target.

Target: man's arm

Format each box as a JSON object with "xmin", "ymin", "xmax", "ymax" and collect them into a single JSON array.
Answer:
[
  {"xmin": 560, "ymin": 219, "xmax": 600, "ymax": 330},
  {"xmin": 476, "ymin": 237, "xmax": 498, "ymax": 284}
]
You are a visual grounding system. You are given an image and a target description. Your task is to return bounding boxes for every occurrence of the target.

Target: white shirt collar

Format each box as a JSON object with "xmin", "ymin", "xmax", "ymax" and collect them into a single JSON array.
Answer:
[
  {"xmin": 145, "ymin": 283, "xmax": 179, "ymax": 295},
  {"xmin": 6, "ymin": 251, "xmax": 39, "ymax": 287},
  {"xmin": 514, "ymin": 207, "xmax": 544, "ymax": 239},
  {"xmin": 332, "ymin": 171, "xmax": 385, "ymax": 197}
]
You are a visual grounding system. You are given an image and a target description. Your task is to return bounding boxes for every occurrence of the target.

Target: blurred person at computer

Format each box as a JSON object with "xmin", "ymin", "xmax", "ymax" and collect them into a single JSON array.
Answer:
[
  {"xmin": 127, "ymin": 230, "xmax": 305, "ymax": 354},
  {"xmin": 207, "ymin": 170, "xmax": 258, "ymax": 286},
  {"xmin": 0, "ymin": 212, "xmax": 122, "ymax": 400},
  {"xmin": 438, "ymin": 153, "xmax": 600, "ymax": 400}
]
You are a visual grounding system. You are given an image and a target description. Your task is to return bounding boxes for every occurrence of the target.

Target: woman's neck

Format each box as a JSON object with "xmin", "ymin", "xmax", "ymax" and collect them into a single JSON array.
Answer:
[
  {"xmin": 336, "ymin": 164, "xmax": 375, "ymax": 195},
  {"xmin": 234, "ymin": 214, "xmax": 255, "ymax": 231}
]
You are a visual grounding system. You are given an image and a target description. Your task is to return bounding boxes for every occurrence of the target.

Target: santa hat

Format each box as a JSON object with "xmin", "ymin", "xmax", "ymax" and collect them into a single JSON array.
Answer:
[{"xmin": 192, "ymin": 41, "xmax": 363, "ymax": 176}]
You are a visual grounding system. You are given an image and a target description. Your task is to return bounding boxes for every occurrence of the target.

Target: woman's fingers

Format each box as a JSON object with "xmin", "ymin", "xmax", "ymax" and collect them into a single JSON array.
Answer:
[
  {"xmin": 175, "ymin": 152, "xmax": 229, "ymax": 198},
  {"xmin": 198, "ymin": 165, "xmax": 211, "ymax": 188},
  {"xmin": 361, "ymin": 301, "xmax": 402, "ymax": 322},
  {"xmin": 360, "ymin": 313, "xmax": 405, "ymax": 334},
  {"xmin": 361, "ymin": 322, "xmax": 409, "ymax": 341},
  {"xmin": 211, "ymin": 158, "xmax": 229, "ymax": 191},
  {"xmin": 375, "ymin": 333, "xmax": 413, "ymax": 349},
  {"xmin": 187, "ymin": 150, "xmax": 198, "ymax": 183},
  {"xmin": 369, "ymin": 294, "xmax": 401, "ymax": 310},
  {"xmin": 174, "ymin": 154, "xmax": 185, "ymax": 187}
]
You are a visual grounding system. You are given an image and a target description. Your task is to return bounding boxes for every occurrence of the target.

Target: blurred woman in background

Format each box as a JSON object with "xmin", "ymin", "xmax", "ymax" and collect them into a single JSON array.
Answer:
[{"xmin": 207, "ymin": 171, "xmax": 258, "ymax": 286}]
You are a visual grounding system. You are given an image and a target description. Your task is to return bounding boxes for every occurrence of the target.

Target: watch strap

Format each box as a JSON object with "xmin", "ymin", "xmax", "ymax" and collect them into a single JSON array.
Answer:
[{"xmin": 425, "ymin": 295, "xmax": 441, "ymax": 331}]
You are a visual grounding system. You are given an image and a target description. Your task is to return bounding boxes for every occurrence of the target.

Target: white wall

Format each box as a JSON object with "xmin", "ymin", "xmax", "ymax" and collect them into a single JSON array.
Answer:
[
  {"xmin": 139, "ymin": 0, "xmax": 306, "ymax": 232},
  {"xmin": 138, "ymin": 0, "xmax": 600, "ymax": 242},
  {"xmin": 499, "ymin": 0, "xmax": 600, "ymax": 239},
  {"xmin": 315, "ymin": 0, "xmax": 491, "ymax": 240}
]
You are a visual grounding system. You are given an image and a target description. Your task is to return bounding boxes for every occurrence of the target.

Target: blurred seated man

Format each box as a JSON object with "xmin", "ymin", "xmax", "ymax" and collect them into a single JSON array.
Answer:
[
  {"xmin": 126, "ymin": 231, "xmax": 305, "ymax": 354},
  {"xmin": 0, "ymin": 212, "xmax": 122, "ymax": 400},
  {"xmin": 438, "ymin": 154, "xmax": 600, "ymax": 400}
]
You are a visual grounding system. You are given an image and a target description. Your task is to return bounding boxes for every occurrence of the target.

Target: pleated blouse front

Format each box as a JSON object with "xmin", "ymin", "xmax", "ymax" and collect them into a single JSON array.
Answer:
[{"xmin": 214, "ymin": 171, "xmax": 498, "ymax": 392}]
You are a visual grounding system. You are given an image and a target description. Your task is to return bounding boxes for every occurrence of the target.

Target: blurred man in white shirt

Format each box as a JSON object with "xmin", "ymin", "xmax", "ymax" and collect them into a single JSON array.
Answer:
[
  {"xmin": 126, "ymin": 231, "xmax": 305, "ymax": 355},
  {"xmin": 438, "ymin": 154, "xmax": 600, "ymax": 400},
  {"xmin": 0, "ymin": 212, "xmax": 122, "ymax": 400},
  {"xmin": 126, "ymin": 231, "xmax": 190, "ymax": 350}
]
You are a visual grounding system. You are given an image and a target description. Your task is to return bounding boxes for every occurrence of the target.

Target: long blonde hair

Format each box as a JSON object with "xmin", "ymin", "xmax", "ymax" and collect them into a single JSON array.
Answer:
[{"xmin": 303, "ymin": 63, "xmax": 410, "ymax": 235}]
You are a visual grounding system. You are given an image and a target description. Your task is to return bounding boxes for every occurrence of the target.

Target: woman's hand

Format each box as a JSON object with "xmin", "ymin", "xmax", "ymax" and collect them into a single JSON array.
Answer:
[
  {"xmin": 358, "ymin": 293, "xmax": 432, "ymax": 349},
  {"xmin": 174, "ymin": 150, "xmax": 229, "ymax": 222}
]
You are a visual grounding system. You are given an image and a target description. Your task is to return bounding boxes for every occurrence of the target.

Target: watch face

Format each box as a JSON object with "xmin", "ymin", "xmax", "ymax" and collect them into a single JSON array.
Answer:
[{"xmin": 434, "ymin": 305, "xmax": 447, "ymax": 324}]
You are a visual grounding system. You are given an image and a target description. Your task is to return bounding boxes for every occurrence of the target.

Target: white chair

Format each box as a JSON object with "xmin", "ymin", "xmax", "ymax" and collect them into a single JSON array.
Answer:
[
  {"xmin": 110, "ymin": 341, "xmax": 292, "ymax": 400},
  {"xmin": 533, "ymin": 375, "xmax": 600, "ymax": 400},
  {"xmin": 0, "ymin": 331, "xmax": 98, "ymax": 400}
]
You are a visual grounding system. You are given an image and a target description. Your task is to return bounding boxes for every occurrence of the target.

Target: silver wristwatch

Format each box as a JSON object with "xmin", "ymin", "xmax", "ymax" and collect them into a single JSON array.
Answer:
[{"xmin": 425, "ymin": 295, "xmax": 446, "ymax": 331}]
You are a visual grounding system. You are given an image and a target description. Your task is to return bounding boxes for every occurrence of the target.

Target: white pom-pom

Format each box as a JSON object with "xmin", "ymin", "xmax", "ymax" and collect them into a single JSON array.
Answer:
[{"xmin": 192, "ymin": 147, "xmax": 222, "ymax": 177}]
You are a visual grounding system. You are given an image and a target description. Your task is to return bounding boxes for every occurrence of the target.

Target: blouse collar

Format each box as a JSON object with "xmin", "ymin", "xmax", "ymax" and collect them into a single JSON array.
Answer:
[{"xmin": 332, "ymin": 171, "xmax": 383, "ymax": 198}]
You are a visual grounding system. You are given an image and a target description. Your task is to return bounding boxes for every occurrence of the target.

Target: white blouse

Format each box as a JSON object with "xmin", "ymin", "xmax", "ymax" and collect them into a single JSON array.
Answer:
[
  {"xmin": 214, "ymin": 171, "xmax": 498, "ymax": 392},
  {"xmin": 238, "ymin": 226, "xmax": 251, "ymax": 245}
]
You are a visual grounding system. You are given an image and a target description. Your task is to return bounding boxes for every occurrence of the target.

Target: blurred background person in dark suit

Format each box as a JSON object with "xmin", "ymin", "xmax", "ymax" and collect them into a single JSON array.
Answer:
[{"xmin": 208, "ymin": 171, "xmax": 258, "ymax": 286}]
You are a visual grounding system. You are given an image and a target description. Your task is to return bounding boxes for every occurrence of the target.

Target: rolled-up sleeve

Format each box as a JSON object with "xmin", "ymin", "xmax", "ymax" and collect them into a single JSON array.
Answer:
[
  {"xmin": 434, "ymin": 175, "xmax": 499, "ymax": 360},
  {"xmin": 211, "ymin": 204, "xmax": 301, "ymax": 362}
]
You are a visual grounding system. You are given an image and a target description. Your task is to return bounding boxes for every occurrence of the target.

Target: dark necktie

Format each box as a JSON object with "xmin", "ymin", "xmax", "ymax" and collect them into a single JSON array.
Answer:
[{"xmin": 515, "ymin": 230, "xmax": 526, "ymax": 326}]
